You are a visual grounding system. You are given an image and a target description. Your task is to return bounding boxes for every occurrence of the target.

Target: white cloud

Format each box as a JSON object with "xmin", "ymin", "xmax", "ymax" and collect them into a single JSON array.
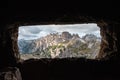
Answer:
[{"xmin": 18, "ymin": 23, "xmax": 100, "ymax": 40}]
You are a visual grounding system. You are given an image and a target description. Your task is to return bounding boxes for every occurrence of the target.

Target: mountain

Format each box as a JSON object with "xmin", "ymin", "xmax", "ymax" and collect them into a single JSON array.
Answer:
[{"xmin": 18, "ymin": 32, "xmax": 101, "ymax": 59}]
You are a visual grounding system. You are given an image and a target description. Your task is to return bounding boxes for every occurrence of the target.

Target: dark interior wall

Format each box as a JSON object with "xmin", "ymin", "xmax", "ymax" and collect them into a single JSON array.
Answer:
[
  {"xmin": 0, "ymin": 1, "xmax": 120, "ymax": 80},
  {"xmin": 0, "ymin": 15, "xmax": 120, "ymax": 80},
  {"xmin": 0, "ymin": 26, "xmax": 19, "ymax": 68},
  {"xmin": 1, "ymin": 16, "xmax": 120, "ymax": 65},
  {"xmin": 2, "ymin": 0, "xmax": 119, "ymax": 23},
  {"xmin": 97, "ymin": 21, "xmax": 120, "ymax": 60}
]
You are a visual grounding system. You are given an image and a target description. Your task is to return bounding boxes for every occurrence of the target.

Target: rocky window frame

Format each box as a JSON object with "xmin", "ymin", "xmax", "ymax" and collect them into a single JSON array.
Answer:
[{"xmin": 4, "ymin": 17, "xmax": 118, "ymax": 62}]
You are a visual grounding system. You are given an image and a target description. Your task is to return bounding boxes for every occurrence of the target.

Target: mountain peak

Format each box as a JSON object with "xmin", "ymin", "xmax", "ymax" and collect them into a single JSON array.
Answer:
[{"xmin": 18, "ymin": 32, "xmax": 101, "ymax": 59}]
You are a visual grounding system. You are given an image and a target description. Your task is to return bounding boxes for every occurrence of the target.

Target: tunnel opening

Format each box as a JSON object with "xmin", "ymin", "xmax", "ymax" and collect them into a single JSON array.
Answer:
[
  {"xmin": 17, "ymin": 23, "xmax": 101, "ymax": 60},
  {"xmin": 1, "ymin": 16, "xmax": 119, "ymax": 80}
]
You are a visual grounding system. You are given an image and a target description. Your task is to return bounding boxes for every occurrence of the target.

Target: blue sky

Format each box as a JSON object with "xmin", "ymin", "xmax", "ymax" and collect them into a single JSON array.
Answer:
[{"xmin": 18, "ymin": 23, "xmax": 100, "ymax": 40}]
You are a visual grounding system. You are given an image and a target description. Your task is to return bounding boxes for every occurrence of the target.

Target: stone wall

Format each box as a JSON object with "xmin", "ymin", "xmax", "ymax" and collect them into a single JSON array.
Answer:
[
  {"xmin": 0, "ymin": 17, "xmax": 120, "ymax": 66},
  {"xmin": 0, "ymin": 67, "xmax": 22, "ymax": 80},
  {"xmin": 0, "ymin": 16, "xmax": 120, "ymax": 80},
  {"xmin": 97, "ymin": 21, "xmax": 120, "ymax": 60},
  {"xmin": 0, "ymin": 25, "xmax": 20, "ymax": 68}
]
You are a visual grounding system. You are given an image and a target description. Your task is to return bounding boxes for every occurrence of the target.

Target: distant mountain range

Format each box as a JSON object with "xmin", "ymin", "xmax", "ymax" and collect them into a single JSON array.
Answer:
[{"xmin": 18, "ymin": 31, "xmax": 101, "ymax": 59}]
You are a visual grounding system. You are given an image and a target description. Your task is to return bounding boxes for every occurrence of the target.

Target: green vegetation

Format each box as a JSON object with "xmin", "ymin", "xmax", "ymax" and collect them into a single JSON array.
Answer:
[{"xmin": 51, "ymin": 45, "xmax": 58, "ymax": 50}]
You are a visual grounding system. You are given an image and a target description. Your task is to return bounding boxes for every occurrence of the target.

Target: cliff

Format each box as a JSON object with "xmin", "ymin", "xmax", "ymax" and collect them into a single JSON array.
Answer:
[{"xmin": 18, "ymin": 32, "xmax": 101, "ymax": 59}]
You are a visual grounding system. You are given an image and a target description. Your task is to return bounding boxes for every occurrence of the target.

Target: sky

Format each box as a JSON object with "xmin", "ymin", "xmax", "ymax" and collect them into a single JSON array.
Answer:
[{"xmin": 18, "ymin": 23, "xmax": 101, "ymax": 40}]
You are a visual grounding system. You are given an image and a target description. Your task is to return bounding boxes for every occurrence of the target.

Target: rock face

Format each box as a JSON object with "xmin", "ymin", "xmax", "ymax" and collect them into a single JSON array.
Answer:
[
  {"xmin": 82, "ymin": 34, "xmax": 98, "ymax": 42},
  {"xmin": 0, "ymin": 67, "xmax": 22, "ymax": 80},
  {"xmin": 0, "ymin": 14, "xmax": 120, "ymax": 80},
  {"xmin": 18, "ymin": 40, "xmax": 37, "ymax": 54},
  {"xmin": 96, "ymin": 21, "xmax": 120, "ymax": 60},
  {"xmin": 0, "ymin": 16, "xmax": 119, "ymax": 67},
  {"xmin": 61, "ymin": 31, "xmax": 72, "ymax": 40},
  {"xmin": 18, "ymin": 32, "xmax": 101, "ymax": 59}
]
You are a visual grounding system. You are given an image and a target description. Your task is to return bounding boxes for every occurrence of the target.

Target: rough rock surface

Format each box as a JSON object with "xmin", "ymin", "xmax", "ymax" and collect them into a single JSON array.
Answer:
[
  {"xmin": 97, "ymin": 21, "xmax": 120, "ymax": 60},
  {"xmin": 0, "ymin": 67, "xmax": 22, "ymax": 80},
  {"xmin": 0, "ymin": 15, "xmax": 120, "ymax": 80},
  {"xmin": 0, "ymin": 16, "xmax": 119, "ymax": 65}
]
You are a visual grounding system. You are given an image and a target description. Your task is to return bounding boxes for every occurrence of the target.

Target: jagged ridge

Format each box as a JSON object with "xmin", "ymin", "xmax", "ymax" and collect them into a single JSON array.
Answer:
[{"xmin": 18, "ymin": 31, "xmax": 101, "ymax": 59}]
